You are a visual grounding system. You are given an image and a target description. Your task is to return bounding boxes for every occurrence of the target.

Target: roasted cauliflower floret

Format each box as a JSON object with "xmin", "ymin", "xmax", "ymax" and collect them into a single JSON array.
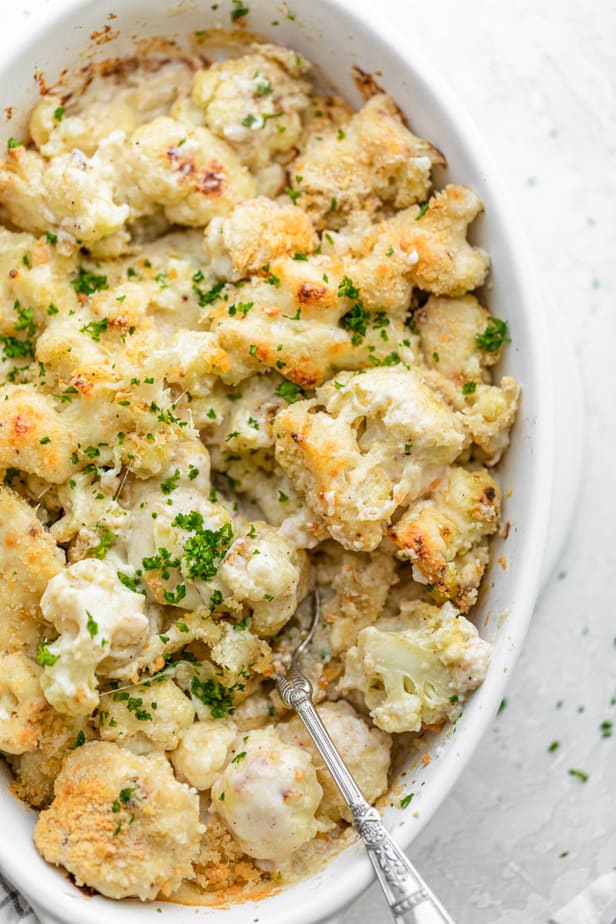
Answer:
[
  {"xmin": 389, "ymin": 466, "xmax": 501, "ymax": 610},
  {"xmin": 0, "ymin": 386, "xmax": 77, "ymax": 484},
  {"xmin": 39, "ymin": 559, "xmax": 149, "ymax": 716},
  {"xmin": 352, "ymin": 184, "xmax": 489, "ymax": 298},
  {"xmin": 291, "ymin": 94, "xmax": 443, "ymax": 227},
  {"xmin": 170, "ymin": 719, "xmax": 236, "ymax": 791},
  {"xmin": 34, "ymin": 741, "xmax": 203, "ymax": 900},
  {"xmin": 415, "ymin": 295, "xmax": 499, "ymax": 383},
  {"xmin": 218, "ymin": 522, "xmax": 308, "ymax": 636},
  {"xmin": 0, "ymin": 653, "xmax": 46, "ymax": 755},
  {"xmin": 317, "ymin": 548, "xmax": 398, "ymax": 654},
  {"xmin": 340, "ymin": 600, "xmax": 491, "ymax": 733},
  {"xmin": 99, "ymin": 679, "xmax": 195, "ymax": 752},
  {"xmin": 127, "ymin": 117, "xmax": 256, "ymax": 227},
  {"xmin": 190, "ymin": 44, "xmax": 311, "ymax": 172},
  {"xmin": 278, "ymin": 700, "xmax": 391, "ymax": 822},
  {"xmin": 274, "ymin": 367, "xmax": 465, "ymax": 550},
  {"xmin": 29, "ymin": 94, "xmax": 136, "ymax": 159},
  {"xmin": 0, "ymin": 138, "xmax": 130, "ymax": 251},
  {"xmin": 211, "ymin": 727, "xmax": 322, "ymax": 861},
  {"xmin": 204, "ymin": 197, "xmax": 317, "ymax": 281},
  {"xmin": 0, "ymin": 488, "xmax": 64, "ymax": 655}
]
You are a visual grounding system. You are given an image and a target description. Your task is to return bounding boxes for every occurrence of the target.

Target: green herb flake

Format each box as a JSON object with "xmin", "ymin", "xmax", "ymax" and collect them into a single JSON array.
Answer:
[
  {"xmin": 399, "ymin": 793, "xmax": 414, "ymax": 808},
  {"xmin": 161, "ymin": 469, "xmax": 180, "ymax": 495},
  {"xmin": 231, "ymin": 0, "xmax": 250, "ymax": 22},
  {"xmin": 86, "ymin": 611, "xmax": 99, "ymax": 638},
  {"xmin": 231, "ymin": 751, "xmax": 247, "ymax": 764},
  {"xmin": 37, "ymin": 643, "xmax": 59, "ymax": 667},
  {"xmin": 86, "ymin": 529, "xmax": 116, "ymax": 560},
  {"xmin": 548, "ymin": 740, "xmax": 560, "ymax": 752},
  {"xmin": 415, "ymin": 202, "xmax": 430, "ymax": 220},
  {"xmin": 462, "ymin": 381, "xmax": 477, "ymax": 395},
  {"xmin": 275, "ymin": 380, "xmax": 304, "ymax": 403},
  {"xmin": 72, "ymin": 267, "xmax": 108, "ymax": 296},
  {"xmin": 53, "ymin": 106, "xmax": 65, "ymax": 122},
  {"xmin": 68, "ymin": 730, "xmax": 86, "ymax": 750},
  {"xmin": 475, "ymin": 316, "xmax": 511, "ymax": 353},
  {"xmin": 568, "ymin": 768, "xmax": 589, "ymax": 782},
  {"xmin": 80, "ymin": 318, "xmax": 109, "ymax": 342}
]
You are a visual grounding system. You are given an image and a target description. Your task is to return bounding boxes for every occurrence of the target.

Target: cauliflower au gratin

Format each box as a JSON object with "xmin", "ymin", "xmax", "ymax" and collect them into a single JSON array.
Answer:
[{"xmin": 0, "ymin": 31, "xmax": 518, "ymax": 905}]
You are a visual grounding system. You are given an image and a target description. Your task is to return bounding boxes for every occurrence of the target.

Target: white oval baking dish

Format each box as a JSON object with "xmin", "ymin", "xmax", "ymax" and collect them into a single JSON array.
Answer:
[{"xmin": 0, "ymin": 1, "xmax": 555, "ymax": 922}]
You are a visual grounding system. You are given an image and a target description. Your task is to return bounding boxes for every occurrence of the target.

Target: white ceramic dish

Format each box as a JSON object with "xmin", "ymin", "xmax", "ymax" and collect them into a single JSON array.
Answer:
[{"xmin": 0, "ymin": 1, "xmax": 556, "ymax": 921}]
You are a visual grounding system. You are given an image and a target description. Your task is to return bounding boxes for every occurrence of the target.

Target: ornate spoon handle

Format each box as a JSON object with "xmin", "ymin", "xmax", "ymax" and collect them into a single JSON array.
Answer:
[{"xmin": 277, "ymin": 668, "xmax": 455, "ymax": 924}]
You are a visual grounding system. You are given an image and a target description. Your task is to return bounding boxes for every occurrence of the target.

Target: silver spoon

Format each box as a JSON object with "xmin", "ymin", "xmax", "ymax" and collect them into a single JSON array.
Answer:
[{"xmin": 276, "ymin": 590, "xmax": 456, "ymax": 924}]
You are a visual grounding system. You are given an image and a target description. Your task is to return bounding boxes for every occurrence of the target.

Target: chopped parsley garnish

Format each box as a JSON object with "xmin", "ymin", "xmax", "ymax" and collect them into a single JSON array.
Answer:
[
  {"xmin": 53, "ymin": 107, "xmax": 64, "ymax": 121},
  {"xmin": 462, "ymin": 381, "xmax": 477, "ymax": 395},
  {"xmin": 548, "ymin": 740, "xmax": 560, "ymax": 752},
  {"xmin": 14, "ymin": 304, "xmax": 36, "ymax": 338},
  {"xmin": 600, "ymin": 720, "xmax": 612, "ymax": 739},
  {"xmin": 39, "ymin": 436, "xmax": 51, "ymax": 445},
  {"xmin": 287, "ymin": 187, "xmax": 302, "ymax": 204},
  {"xmin": 161, "ymin": 469, "xmax": 180, "ymax": 495},
  {"xmin": 338, "ymin": 276, "xmax": 361, "ymax": 300},
  {"xmin": 45, "ymin": 231, "xmax": 58, "ymax": 245},
  {"xmin": 85, "ymin": 611, "xmax": 99, "ymax": 639},
  {"xmin": 475, "ymin": 316, "xmax": 511, "ymax": 352},
  {"xmin": 231, "ymin": 0, "xmax": 249, "ymax": 21},
  {"xmin": 163, "ymin": 584, "xmax": 187, "ymax": 605},
  {"xmin": 337, "ymin": 128, "xmax": 346, "ymax": 140},
  {"xmin": 80, "ymin": 318, "xmax": 109, "ymax": 342},
  {"xmin": 47, "ymin": 303, "xmax": 59, "ymax": 315},
  {"xmin": 399, "ymin": 793, "xmax": 414, "ymax": 808},
  {"xmin": 341, "ymin": 303, "xmax": 370, "ymax": 344},
  {"xmin": 261, "ymin": 264, "xmax": 281, "ymax": 286},
  {"xmin": 117, "ymin": 572, "xmax": 145, "ymax": 595},
  {"xmin": 192, "ymin": 275, "xmax": 226, "ymax": 307},
  {"xmin": 415, "ymin": 202, "xmax": 430, "ymax": 220},
  {"xmin": 172, "ymin": 512, "xmax": 233, "ymax": 582},
  {"xmin": 86, "ymin": 529, "xmax": 116, "ymax": 560},
  {"xmin": 68, "ymin": 730, "xmax": 86, "ymax": 750},
  {"xmin": 190, "ymin": 676, "xmax": 239, "ymax": 719},
  {"xmin": 568, "ymin": 768, "xmax": 589, "ymax": 782},
  {"xmin": 7, "ymin": 137, "xmax": 23, "ymax": 149},
  {"xmin": 292, "ymin": 252, "xmax": 309, "ymax": 261},
  {"xmin": 142, "ymin": 548, "xmax": 181, "ymax": 580},
  {"xmin": 255, "ymin": 73, "xmax": 272, "ymax": 96},
  {"xmin": 72, "ymin": 267, "xmax": 108, "ymax": 295},
  {"xmin": 275, "ymin": 380, "xmax": 304, "ymax": 403},
  {"xmin": 0, "ymin": 336, "xmax": 33, "ymax": 360},
  {"xmin": 231, "ymin": 751, "xmax": 247, "ymax": 764},
  {"xmin": 37, "ymin": 643, "xmax": 59, "ymax": 667},
  {"xmin": 497, "ymin": 698, "xmax": 507, "ymax": 716},
  {"xmin": 228, "ymin": 301, "xmax": 254, "ymax": 317},
  {"xmin": 120, "ymin": 786, "xmax": 135, "ymax": 803}
]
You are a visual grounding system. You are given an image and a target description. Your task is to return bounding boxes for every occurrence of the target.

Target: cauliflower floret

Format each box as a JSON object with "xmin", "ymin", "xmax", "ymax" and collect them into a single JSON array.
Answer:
[
  {"xmin": 0, "ymin": 653, "xmax": 46, "ymax": 755},
  {"xmin": 211, "ymin": 727, "xmax": 322, "ymax": 861},
  {"xmin": 389, "ymin": 466, "xmax": 501, "ymax": 611},
  {"xmin": 189, "ymin": 44, "xmax": 312, "ymax": 172},
  {"xmin": 99, "ymin": 679, "xmax": 195, "ymax": 752},
  {"xmin": 0, "ymin": 386, "xmax": 77, "ymax": 484},
  {"xmin": 0, "ymin": 136, "xmax": 130, "ymax": 251},
  {"xmin": 0, "ymin": 488, "xmax": 64, "ymax": 655},
  {"xmin": 151, "ymin": 330, "xmax": 230, "ymax": 393},
  {"xmin": 278, "ymin": 700, "xmax": 391, "ymax": 822},
  {"xmin": 39, "ymin": 559, "xmax": 149, "ymax": 716},
  {"xmin": 7, "ymin": 709, "xmax": 89, "ymax": 808},
  {"xmin": 29, "ymin": 95, "xmax": 136, "ymax": 159},
  {"xmin": 127, "ymin": 117, "xmax": 256, "ymax": 227},
  {"xmin": 209, "ymin": 622, "xmax": 273, "ymax": 685},
  {"xmin": 291, "ymin": 94, "xmax": 444, "ymax": 227},
  {"xmin": 170, "ymin": 719, "xmax": 236, "ymax": 790},
  {"xmin": 340, "ymin": 600, "xmax": 491, "ymax": 733},
  {"xmin": 316, "ymin": 549, "xmax": 398, "ymax": 654},
  {"xmin": 218, "ymin": 522, "xmax": 308, "ymax": 636},
  {"xmin": 415, "ymin": 295, "xmax": 500, "ymax": 383},
  {"xmin": 34, "ymin": 741, "xmax": 203, "ymax": 900},
  {"xmin": 274, "ymin": 367, "xmax": 465, "ymax": 550},
  {"xmin": 204, "ymin": 197, "xmax": 317, "ymax": 281},
  {"xmin": 349, "ymin": 184, "xmax": 490, "ymax": 298}
]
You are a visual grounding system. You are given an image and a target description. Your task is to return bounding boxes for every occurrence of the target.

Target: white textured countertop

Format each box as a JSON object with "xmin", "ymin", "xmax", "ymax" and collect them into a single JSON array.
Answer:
[
  {"xmin": 0, "ymin": 2, "xmax": 614, "ymax": 923},
  {"xmin": 342, "ymin": 0, "xmax": 616, "ymax": 922}
]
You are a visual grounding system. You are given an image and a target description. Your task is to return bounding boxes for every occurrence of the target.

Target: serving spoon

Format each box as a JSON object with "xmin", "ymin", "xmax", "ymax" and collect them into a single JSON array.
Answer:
[{"xmin": 276, "ymin": 591, "xmax": 456, "ymax": 924}]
